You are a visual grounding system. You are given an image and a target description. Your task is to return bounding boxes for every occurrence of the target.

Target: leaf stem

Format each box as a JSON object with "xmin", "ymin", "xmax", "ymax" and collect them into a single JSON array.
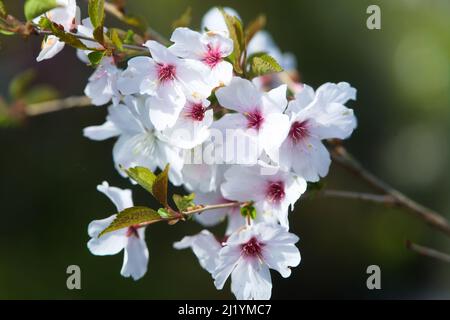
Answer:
[{"xmin": 406, "ymin": 240, "xmax": 450, "ymax": 264}]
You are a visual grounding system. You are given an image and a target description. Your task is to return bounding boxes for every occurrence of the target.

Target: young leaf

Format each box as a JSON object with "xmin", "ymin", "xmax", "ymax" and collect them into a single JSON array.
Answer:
[
  {"xmin": 248, "ymin": 52, "xmax": 283, "ymax": 78},
  {"xmin": 123, "ymin": 29, "xmax": 135, "ymax": 44},
  {"xmin": 88, "ymin": 0, "xmax": 105, "ymax": 29},
  {"xmin": 88, "ymin": 51, "xmax": 105, "ymax": 66},
  {"xmin": 99, "ymin": 206, "xmax": 160, "ymax": 237},
  {"xmin": 153, "ymin": 165, "xmax": 169, "ymax": 207},
  {"xmin": 240, "ymin": 203, "xmax": 257, "ymax": 220},
  {"xmin": 172, "ymin": 7, "xmax": 192, "ymax": 30},
  {"xmin": 24, "ymin": 0, "xmax": 58, "ymax": 21},
  {"xmin": 0, "ymin": 0, "xmax": 7, "ymax": 18},
  {"xmin": 123, "ymin": 166, "xmax": 157, "ymax": 195},
  {"xmin": 40, "ymin": 17, "xmax": 88, "ymax": 50},
  {"xmin": 110, "ymin": 29, "xmax": 123, "ymax": 51},
  {"xmin": 88, "ymin": 0, "xmax": 105, "ymax": 43},
  {"xmin": 123, "ymin": 165, "xmax": 170, "ymax": 207},
  {"xmin": 245, "ymin": 14, "xmax": 266, "ymax": 44},
  {"xmin": 173, "ymin": 193, "xmax": 195, "ymax": 212},
  {"xmin": 219, "ymin": 7, "xmax": 244, "ymax": 74},
  {"xmin": 157, "ymin": 208, "xmax": 171, "ymax": 219}
]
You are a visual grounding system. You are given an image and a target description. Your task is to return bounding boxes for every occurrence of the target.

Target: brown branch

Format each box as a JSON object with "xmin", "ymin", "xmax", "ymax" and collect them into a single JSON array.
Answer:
[
  {"xmin": 330, "ymin": 145, "xmax": 450, "ymax": 237},
  {"xmin": 137, "ymin": 201, "xmax": 244, "ymax": 228},
  {"xmin": 318, "ymin": 189, "xmax": 396, "ymax": 205},
  {"xmin": 406, "ymin": 240, "xmax": 450, "ymax": 264},
  {"xmin": 26, "ymin": 96, "xmax": 92, "ymax": 116}
]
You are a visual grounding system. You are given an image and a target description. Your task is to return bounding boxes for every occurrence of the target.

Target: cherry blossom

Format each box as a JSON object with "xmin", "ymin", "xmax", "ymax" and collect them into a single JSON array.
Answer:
[
  {"xmin": 221, "ymin": 163, "xmax": 307, "ymax": 228},
  {"xmin": 201, "ymin": 7, "xmax": 240, "ymax": 35},
  {"xmin": 170, "ymin": 27, "xmax": 234, "ymax": 87},
  {"xmin": 213, "ymin": 223, "xmax": 301, "ymax": 300},
  {"xmin": 35, "ymin": 0, "xmax": 80, "ymax": 62},
  {"xmin": 83, "ymin": 96, "xmax": 184, "ymax": 185},
  {"xmin": 162, "ymin": 97, "xmax": 213, "ymax": 149},
  {"xmin": 173, "ymin": 230, "xmax": 222, "ymax": 274},
  {"xmin": 87, "ymin": 181, "xmax": 148, "ymax": 280},
  {"xmin": 117, "ymin": 40, "xmax": 213, "ymax": 130},
  {"xmin": 215, "ymin": 77, "xmax": 290, "ymax": 162},
  {"xmin": 84, "ymin": 56, "xmax": 122, "ymax": 106},
  {"xmin": 279, "ymin": 82, "xmax": 357, "ymax": 182}
]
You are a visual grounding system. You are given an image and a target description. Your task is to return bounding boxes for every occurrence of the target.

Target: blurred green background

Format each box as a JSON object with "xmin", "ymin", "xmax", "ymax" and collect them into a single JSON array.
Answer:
[{"xmin": 0, "ymin": 0, "xmax": 449, "ymax": 299}]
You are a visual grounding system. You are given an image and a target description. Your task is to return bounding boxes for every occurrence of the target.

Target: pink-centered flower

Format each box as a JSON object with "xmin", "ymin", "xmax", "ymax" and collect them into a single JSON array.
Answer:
[
  {"xmin": 213, "ymin": 223, "xmax": 301, "ymax": 300},
  {"xmin": 214, "ymin": 77, "xmax": 290, "ymax": 162},
  {"xmin": 220, "ymin": 163, "xmax": 307, "ymax": 229},
  {"xmin": 279, "ymin": 82, "xmax": 357, "ymax": 182},
  {"xmin": 169, "ymin": 27, "xmax": 234, "ymax": 87},
  {"xmin": 117, "ymin": 40, "xmax": 213, "ymax": 130},
  {"xmin": 87, "ymin": 182, "xmax": 149, "ymax": 281}
]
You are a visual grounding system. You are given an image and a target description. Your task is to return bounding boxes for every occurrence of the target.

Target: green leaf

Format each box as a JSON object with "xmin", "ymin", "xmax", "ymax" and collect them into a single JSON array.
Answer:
[
  {"xmin": 245, "ymin": 15, "xmax": 266, "ymax": 44},
  {"xmin": 173, "ymin": 193, "xmax": 195, "ymax": 212},
  {"xmin": 123, "ymin": 166, "xmax": 157, "ymax": 195},
  {"xmin": 0, "ymin": 1, "xmax": 7, "ymax": 18},
  {"xmin": 88, "ymin": 51, "xmax": 105, "ymax": 66},
  {"xmin": 88, "ymin": 0, "xmax": 105, "ymax": 44},
  {"xmin": 157, "ymin": 208, "xmax": 171, "ymax": 219},
  {"xmin": 9, "ymin": 69, "xmax": 36, "ymax": 100},
  {"xmin": 248, "ymin": 52, "xmax": 283, "ymax": 78},
  {"xmin": 88, "ymin": 0, "xmax": 105, "ymax": 29},
  {"xmin": 24, "ymin": 0, "xmax": 58, "ymax": 21},
  {"xmin": 153, "ymin": 165, "xmax": 169, "ymax": 207},
  {"xmin": 23, "ymin": 85, "xmax": 59, "ymax": 104},
  {"xmin": 40, "ymin": 17, "xmax": 89, "ymax": 50},
  {"xmin": 172, "ymin": 7, "xmax": 192, "ymax": 30},
  {"xmin": 123, "ymin": 29, "xmax": 135, "ymax": 44},
  {"xmin": 0, "ymin": 29, "xmax": 14, "ymax": 36},
  {"xmin": 99, "ymin": 206, "xmax": 160, "ymax": 237},
  {"xmin": 110, "ymin": 29, "xmax": 123, "ymax": 51},
  {"xmin": 219, "ymin": 7, "xmax": 244, "ymax": 74},
  {"xmin": 123, "ymin": 165, "xmax": 170, "ymax": 207},
  {"xmin": 240, "ymin": 203, "xmax": 257, "ymax": 220}
]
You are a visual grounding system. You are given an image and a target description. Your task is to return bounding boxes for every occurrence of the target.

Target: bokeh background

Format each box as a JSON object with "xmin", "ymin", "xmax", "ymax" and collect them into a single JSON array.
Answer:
[{"xmin": 0, "ymin": 0, "xmax": 449, "ymax": 299}]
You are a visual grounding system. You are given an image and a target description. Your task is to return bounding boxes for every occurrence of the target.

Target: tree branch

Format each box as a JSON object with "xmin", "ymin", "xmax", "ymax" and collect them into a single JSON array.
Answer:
[
  {"xmin": 317, "ymin": 189, "xmax": 396, "ymax": 205},
  {"xmin": 406, "ymin": 240, "xmax": 450, "ymax": 264},
  {"xmin": 330, "ymin": 145, "xmax": 450, "ymax": 237},
  {"xmin": 26, "ymin": 96, "xmax": 92, "ymax": 116}
]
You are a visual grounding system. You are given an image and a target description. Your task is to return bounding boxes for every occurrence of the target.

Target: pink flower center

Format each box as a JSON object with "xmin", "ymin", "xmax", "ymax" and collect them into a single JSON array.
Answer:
[
  {"xmin": 157, "ymin": 63, "xmax": 176, "ymax": 83},
  {"xmin": 266, "ymin": 181, "xmax": 285, "ymax": 203},
  {"xmin": 186, "ymin": 102, "xmax": 206, "ymax": 121},
  {"xmin": 241, "ymin": 237, "xmax": 263, "ymax": 257},
  {"xmin": 203, "ymin": 45, "xmax": 222, "ymax": 68},
  {"xmin": 289, "ymin": 120, "xmax": 310, "ymax": 143},
  {"xmin": 126, "ymin": 226, "xmax": 139, "ymax": 238},
  {"xmin": 246, "ymin": 110, "xmax": 264, "ymax": 130}
]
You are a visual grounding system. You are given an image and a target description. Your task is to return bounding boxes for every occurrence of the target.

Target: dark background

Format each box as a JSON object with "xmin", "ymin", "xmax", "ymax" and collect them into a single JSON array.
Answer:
[{"xmin": 0, "ymin": 0, "xmax": 449, "ymax": 299}]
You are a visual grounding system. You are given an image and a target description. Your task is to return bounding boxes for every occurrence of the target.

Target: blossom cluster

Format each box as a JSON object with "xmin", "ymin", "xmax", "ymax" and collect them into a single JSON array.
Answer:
[{"xmin": 36, "ymin": 3, "xmax": 357, "ymax": 299}]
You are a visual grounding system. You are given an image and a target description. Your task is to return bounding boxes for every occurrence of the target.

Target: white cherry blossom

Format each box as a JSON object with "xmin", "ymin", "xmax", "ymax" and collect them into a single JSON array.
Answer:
[
  {"xmin": 87, "ymin": 181, "xmax": 148, "ymax": 280},
  {"xmin": 162, "ymin": 97, "xmax": 213, "ymax": 149},
  {"xmin": 35, "ymin": 0, "xmax": 80, "ymax": 62},
  {"xmin": 84, "ymin": 56, "xmax": 122, "ymax": 106},
  {"xmin": 279, "ymin": 82, "xmax": 357, "ymax": 182},
  {"xmin": 215, "ymin": 77, "xmax": 290, "ymax": 162},
  {"xmin": 170, "ymin": 27, "xmax": 234, "ymax": 87},
  {"xmin": 173, "ymin": 230, "xmax": 222, "ymax": 274},
  {"xmin": 83, "ymin": 96, "xmax": 184, "ymax": 185},
  {"xmin": 213, "ymin": 223, "xmax": 301, "ymax": 300},
  {"xmin": 201, "ymin": 7, "xmax": 240, "ymax": 35},
  {"xmin": 117, "ymin": 40, "xmax": 213, "ymax": 130},
  {"xmin": 221, "ymin": 163, "xmax": 307, "ymax": 229}
]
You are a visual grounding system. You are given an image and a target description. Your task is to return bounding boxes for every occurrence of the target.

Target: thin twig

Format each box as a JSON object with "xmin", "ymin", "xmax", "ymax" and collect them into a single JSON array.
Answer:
[
  {"xmin": 138, "ymin": 201, "xmax": 244, "ymax": 228},
  {"xmin": 330, "ymin": 145, "xmax": 450, "ymax": 237},
  {"xmin": 102, "ymin": 1, "xmax": 170, "ymax": 46},
  {"xmin": 318, "ymin": 189, "xmax": 396, "ymax": 205},
  {"xmin": 26, "ymin": 96, "xmax": 92, "ymax": 116},
  {"xmin": 406, "ymin": 240, "xmax": 450, "ymax": 264},
  {"xmin": 35, "ymin": 27, "xmax": 146, "ymax": 52}
]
